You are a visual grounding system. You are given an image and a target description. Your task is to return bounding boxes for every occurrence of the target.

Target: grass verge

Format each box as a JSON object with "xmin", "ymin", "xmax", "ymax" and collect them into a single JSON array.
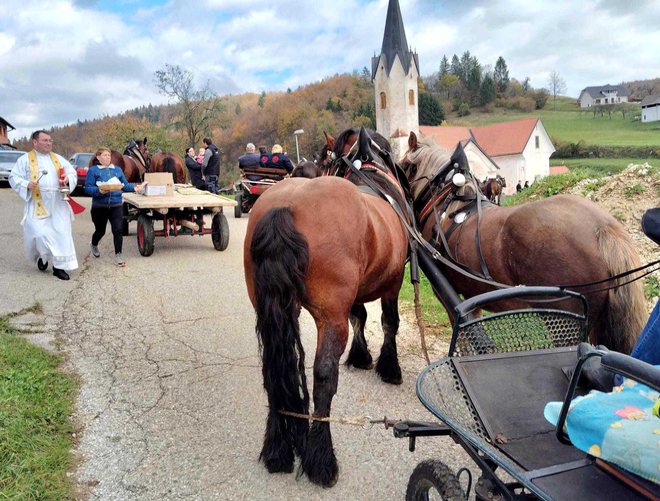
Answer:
[{"xmin": 0, "ymin": 306, "xmax": 77, "ymax": 500}]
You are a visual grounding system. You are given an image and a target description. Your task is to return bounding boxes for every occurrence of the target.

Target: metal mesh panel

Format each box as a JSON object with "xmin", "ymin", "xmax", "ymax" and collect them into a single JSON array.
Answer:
[
  {"xmin": 417, "ymin": 359, "xmax": 527, "ymax": 478},
  {"xmin": 452, "ymin": 310, "xmax": 586, "ymax": 357}
]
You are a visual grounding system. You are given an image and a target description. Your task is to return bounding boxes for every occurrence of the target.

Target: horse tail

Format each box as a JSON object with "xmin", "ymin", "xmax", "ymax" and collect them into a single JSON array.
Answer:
[
  {"xmin": 251, "ymin": 207, "xmax": 310, "ymax": 464},
  {"xmin": 596, "ymin": 224, "xmax": 646, "ymax": 353}
]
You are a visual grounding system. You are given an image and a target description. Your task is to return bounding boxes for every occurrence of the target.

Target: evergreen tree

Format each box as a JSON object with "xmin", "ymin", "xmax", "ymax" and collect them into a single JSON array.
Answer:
[
  {"xmin": 479, "ymin": 75, "xmax": 496, "ymax": 105},
  {"xmin": 450, "ymin": 54, "xmax": 461, "ymax": 79},
  {"xmin": 439, "ymin": 55, "xmax": 449, "ymax": 78},
  {"xmin": 493, "ymin": 56, "xmax": 510, "ymax": 94},
  {"xmin": 418, "ymin": 92, "xmax": 445, "ymax": 125},
  {"xmin": 258, "ymin": 91, "xmax": 266, "ymax": 108}
]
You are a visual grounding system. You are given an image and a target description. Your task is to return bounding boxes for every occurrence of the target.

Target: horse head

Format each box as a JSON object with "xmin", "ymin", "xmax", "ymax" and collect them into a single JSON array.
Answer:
[
  {"xmin": 124, "ymin": 137, "xmax": 151, "ymax": 170},
  {"xmin": 401, "ymin": 131, "xmax": 485, "ymax": 223}
]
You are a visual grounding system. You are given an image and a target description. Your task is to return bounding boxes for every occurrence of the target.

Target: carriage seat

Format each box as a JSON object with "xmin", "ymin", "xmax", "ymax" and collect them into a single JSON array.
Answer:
[{"xmin": 241, "ymin": 166, "xmax": 289, "ymax": 182}]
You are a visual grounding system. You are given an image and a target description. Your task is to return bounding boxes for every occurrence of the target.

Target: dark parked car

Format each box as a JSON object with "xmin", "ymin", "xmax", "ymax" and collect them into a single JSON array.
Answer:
[
  {"xmin": 0, "ymin": 150, "xmax": 26, "ymax": 183},
  {"xmin": 68, "ymin": 152, "xmax": 94, "ymax": 189}
]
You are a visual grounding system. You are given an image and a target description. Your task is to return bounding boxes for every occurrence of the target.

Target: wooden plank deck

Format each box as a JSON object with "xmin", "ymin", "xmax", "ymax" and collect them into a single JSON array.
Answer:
[{"xmin": 123, "ymin": 191, "xmax": 236, "ymax": 209}]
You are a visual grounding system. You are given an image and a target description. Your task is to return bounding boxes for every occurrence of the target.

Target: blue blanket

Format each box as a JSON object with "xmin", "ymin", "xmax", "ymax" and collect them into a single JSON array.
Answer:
[{"xmin": 544, "ymin": 376, "xmax": 660, "ymax": 485}]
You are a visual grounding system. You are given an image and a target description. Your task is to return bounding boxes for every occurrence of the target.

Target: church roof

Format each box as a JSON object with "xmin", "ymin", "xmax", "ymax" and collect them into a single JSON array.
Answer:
[
  {"xmin": 420, "ymin": 118, "xmax": 542, "ymax": 157},
  {"xmin": 372, "ymin": 0, "xmax": 419, "ymax": 77}
]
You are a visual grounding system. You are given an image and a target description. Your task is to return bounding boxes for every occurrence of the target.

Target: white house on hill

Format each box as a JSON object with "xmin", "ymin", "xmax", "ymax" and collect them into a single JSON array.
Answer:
[
  {"xmin": 641, "ymin": 95, "xmax": 660, "ymax": 123},
  {"xmin": 420, "ymin": 118, "xmax": 555, "ymax": 195},
  {"xmin": 578, "ymin": 84, "xmax": 629, "ymax": 108}
]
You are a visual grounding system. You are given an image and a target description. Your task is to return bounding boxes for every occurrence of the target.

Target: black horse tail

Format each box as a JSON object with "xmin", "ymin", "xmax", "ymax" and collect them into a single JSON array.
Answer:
[{"xmin": 251, "ymin": 207, "xmax": 310, "ymax": 470}]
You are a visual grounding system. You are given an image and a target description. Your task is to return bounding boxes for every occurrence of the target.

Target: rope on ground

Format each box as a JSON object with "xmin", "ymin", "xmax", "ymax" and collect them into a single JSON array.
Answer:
[
  {"xmin": 413, "ymin": 281, "xmax": 431, "ymax": 365},
  {"xmin": 278, "ymin": 410, "xmax": 399, "ymax": 430}
]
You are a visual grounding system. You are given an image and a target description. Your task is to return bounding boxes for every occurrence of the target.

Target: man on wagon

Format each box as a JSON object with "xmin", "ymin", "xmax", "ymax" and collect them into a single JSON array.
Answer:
[
  {"xmin": 9, "ymin": 130, "xmax": 78, "ymax": 280},
  {"xmin": 238, "ymin": 143, "xmax": 263, "ymax": 181}
]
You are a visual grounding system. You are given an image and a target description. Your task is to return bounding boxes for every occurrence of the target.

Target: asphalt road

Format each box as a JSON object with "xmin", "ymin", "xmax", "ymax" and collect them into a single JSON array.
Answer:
[{"xmin": 0, "ymin": 186, "xmax": 470, "ymax": 500}]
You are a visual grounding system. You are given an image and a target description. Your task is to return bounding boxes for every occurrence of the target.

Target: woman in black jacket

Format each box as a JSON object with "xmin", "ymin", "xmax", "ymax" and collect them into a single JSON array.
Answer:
[{"xmin": 185, "ymin": 147, "xmax": 205, "ymax": 188}]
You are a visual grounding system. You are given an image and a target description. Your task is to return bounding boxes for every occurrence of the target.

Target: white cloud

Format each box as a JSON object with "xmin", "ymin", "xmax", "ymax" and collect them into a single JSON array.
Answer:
[{"xmin": 2, "ymin": 0, "xmax": 659, "ymax": 141}]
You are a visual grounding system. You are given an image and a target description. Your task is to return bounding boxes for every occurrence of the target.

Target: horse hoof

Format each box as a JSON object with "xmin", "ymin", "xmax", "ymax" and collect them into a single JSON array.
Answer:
[
  {"xmin": 345, "ymin": 348, "xmax": 373, "ymax": 370},
  {"xmin": 375, "ymin": 361, "xmax": 403, "ymax": 385},
  {"xmin": 380, "ymin": 374, "xmax": 403, "ymax": 385}
]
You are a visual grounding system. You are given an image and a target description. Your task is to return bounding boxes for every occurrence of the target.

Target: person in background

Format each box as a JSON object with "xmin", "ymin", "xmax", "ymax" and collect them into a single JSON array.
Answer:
[
  {"xmin": 85, "ymin": 147, "xmax": 142, "ymax": 267},
  {"xmin": 201, "ymin": 137, "xmax": 221, "ymax": 193},
  {"xmin": 238, "ymin": 143, "xmax": 263, "ymax": 181},
  {"xmin": 264, "ymin": 144, "xmax": 294, "ymax": 177},
  {"xmin": 524, "ymin": 181, "xmax": 530, "ymax": 189},
  {"xmin": 185, "ymin": 147, "xmax": 205, "ymax": 188},
  {"xmin": 516, "ymin": 180, "xmax": 522, "ymax": 193},
  {"xmin": 9, "ymin": 130, "xmax": 78, "ymax": 280}
]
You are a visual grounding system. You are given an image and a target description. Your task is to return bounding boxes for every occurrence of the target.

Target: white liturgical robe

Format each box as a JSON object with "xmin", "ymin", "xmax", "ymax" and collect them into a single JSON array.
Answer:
[{"xmin": 9, "ymin": 151, "xmax": 79, "ymax": 270}]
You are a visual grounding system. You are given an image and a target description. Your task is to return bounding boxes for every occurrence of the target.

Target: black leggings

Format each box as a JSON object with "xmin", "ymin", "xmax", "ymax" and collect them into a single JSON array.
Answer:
[{"xmin": 91, "ymin": 205, "xmax": 124, "ymax": 254}]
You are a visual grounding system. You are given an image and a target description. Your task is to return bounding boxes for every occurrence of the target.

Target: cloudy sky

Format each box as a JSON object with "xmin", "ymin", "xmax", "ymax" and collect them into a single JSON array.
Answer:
[{"xmin": 2, "ymin": 0, "xmax": 659, "ymax": 141}]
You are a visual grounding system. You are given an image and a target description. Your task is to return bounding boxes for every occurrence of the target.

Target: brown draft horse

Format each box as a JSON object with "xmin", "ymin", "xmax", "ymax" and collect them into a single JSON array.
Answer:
[
  {"xmin": 244, "ymin": 127, "xmax": 409, "ymax": 487},
  {"xmin": 87, "ymin": 149, "xmax": 144, "ymax": 183},
  {"xmin": 481, "ymin": 174, "xmax": 506, "ymax": 205},
  {"xmin": 150, "ymin": 152, "xmax": 187, "ymax": 184},
  {"xmin": 401, "ymin": 132, "xmax": 646, "ymax": 354},
  {"xmin": 291, "ymin": 160, "xmax": 322, "ymax": 178}
]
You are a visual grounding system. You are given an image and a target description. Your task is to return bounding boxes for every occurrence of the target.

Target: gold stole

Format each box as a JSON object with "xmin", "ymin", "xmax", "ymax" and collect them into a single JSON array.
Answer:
[{"xmin": 28, "ymin": 150, "xmax": 64, "ymax": 219}]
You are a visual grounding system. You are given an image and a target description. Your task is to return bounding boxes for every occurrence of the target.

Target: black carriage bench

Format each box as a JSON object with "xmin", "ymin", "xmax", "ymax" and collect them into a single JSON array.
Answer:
[{"xmin": 122, "ymin": 191, "xmax": 236, "ymax": 256}]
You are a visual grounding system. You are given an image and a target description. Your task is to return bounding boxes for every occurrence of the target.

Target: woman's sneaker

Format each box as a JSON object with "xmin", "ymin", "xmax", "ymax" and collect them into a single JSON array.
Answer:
[
  {"xmin": 115, "ymin": 253, "xmax": 126, "ymax": 267},
  {"xmin": 90, "ymin": 243, "xmax": 100, "ymax": 258}
]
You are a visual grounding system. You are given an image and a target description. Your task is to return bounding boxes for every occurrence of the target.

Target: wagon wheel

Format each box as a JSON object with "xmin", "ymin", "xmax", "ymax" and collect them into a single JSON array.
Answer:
[
  {"xmin": 234, "ymin": 193, "xmax": 242, "ymax": 218},
  {"xmin": 122, "ymin": 203, "xmax": 130, "ymax": 236},
  {"xmin": 136, "ymin": 213, "xmax": 155, "ymax": 256},
  {"xmin": 212, "ymin": 212, "xmax": 229, "ymax": 251},
  {"xmin": 406, "ymin": 460, "xmax": 466, "ymax": 501}
]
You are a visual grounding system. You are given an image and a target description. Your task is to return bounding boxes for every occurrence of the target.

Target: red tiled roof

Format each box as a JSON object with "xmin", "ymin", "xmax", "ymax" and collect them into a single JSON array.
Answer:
[
  {"xmin": 420, "ymin": 118, "xmax": 540, "ymax": 157},
  {"xmin": 550, "ymin": 165, "xmax": 569, "ymax": 175},
  {"xmin": 470, "ymin": 118, "xmax": 539, "ymax": 156}
]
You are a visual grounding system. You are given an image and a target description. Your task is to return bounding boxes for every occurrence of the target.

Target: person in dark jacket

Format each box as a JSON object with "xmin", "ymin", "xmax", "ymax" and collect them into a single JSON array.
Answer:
[
  {"xmin": 185, "ymin": 147, "xmax": 205, "ymax": 188},
  {"xmin": 264, "ymin": 143, "xmax": 294, "ymax": 176},
  {"xmin": 201, "ymin": 137, "xmax": 220, "ymax": 193},
  {"xmin": 239, "ymin": 143, "xmax": 263, "ymax": 181},
  {"xmin": 85, "ymin": 147, "xmax": 142, "ymax": 267}
]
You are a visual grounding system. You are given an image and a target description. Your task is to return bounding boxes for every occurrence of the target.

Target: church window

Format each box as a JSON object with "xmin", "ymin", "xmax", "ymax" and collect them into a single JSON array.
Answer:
[
  {"xmin": 408, "ymin": 89, "xmax": 415, "ymax": 105},
  {"xmin": 535, "ymin": 136, "xmax": 540, "ymax": 149},
  {"xmin": 380, "ymin": 92, "xmax": 387, "ymax": 109}
]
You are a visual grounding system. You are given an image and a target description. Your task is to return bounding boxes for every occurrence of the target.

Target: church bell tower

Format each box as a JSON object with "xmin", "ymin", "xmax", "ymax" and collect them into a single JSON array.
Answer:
[{"xmin": 372, "ymin": 0, "xmax": 420, "ymax": 160}]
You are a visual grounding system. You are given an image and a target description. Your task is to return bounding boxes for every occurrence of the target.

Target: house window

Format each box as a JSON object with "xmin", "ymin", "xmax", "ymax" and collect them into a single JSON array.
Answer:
[
  {"xmin": 605, "ymin": 98, "xmax": 608, "ymax": 104},
  {"xmin": 596, "ymin": 99, "xmax": 601, "ymax": 104},
  {"xmin": 408, "ymin": 89, "xmax": 415, "ymax": 105},
  {"xmin": 380, "ymin": 92, "xmax": 386, "ymax": 109},
  {"xmin": 535, "ymin": 136, "xmax": 540, "ymax": 149}
]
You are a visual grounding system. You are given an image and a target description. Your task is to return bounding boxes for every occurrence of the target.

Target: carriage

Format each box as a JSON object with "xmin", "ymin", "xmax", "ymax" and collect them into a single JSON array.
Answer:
[
  {"xmin": 122, "ymin": 190, "xmax": 234, "ymax": 256},
  {"xmin": 392, "ymin": 285, "xmax": 659, "ymax": 500},
  {"xmin": 233, "ymin": 164, "xmax": 289, "ymax": 218}
]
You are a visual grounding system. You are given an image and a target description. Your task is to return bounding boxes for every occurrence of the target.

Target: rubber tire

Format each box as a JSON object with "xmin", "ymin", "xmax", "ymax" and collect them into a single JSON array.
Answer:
[
  {"xmin": 136, "ymin": 214, "xmax": 155, "ymax": 256},
  {"xmin": 406, "ymin": 460, "xmax": 465, "ymax": 501},
  {"xmin": 234, "ymin": 193, "xmax": 242, "ymax": 218},
  {"xmin": 212, "ymin": 212, "xmax": 229, "ymax": 251}
]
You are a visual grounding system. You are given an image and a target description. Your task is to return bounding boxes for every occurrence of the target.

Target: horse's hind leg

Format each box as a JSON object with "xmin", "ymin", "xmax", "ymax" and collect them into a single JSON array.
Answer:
[
  {"xmin": 345, "ymin": 303, "xmax": 373, "ymax": 369},
  {"xmin": 375, "ymin": 297, "xmax": 402, "ymax": 385},
  {"xmin": 302, "ymin": 320, "xmax": 347, "ymax": 487}
]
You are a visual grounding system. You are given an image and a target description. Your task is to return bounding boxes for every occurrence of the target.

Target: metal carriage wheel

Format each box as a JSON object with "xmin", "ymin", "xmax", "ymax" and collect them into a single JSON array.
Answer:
[
  {"xmin": 406, "ymin": 459, "xmax": 466, "ymax": 501},
  {"xmin": 212, "ymin": 212, "xmax": 229, "ymax": 251},
  {"xmin": 136, "ymin": 213, "xmax": 155, "ymax": 256}
]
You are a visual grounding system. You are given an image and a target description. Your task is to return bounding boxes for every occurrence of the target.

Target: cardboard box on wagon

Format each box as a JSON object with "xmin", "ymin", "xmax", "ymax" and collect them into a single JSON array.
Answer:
[{"xmin": 143, "ymin": 172, "xmax": 174, "ymax": 196}]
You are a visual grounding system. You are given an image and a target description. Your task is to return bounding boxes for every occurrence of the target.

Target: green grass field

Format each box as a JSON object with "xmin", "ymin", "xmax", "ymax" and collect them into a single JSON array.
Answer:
[
  {"xmin": 450, "ymin": 96, "xmax": 660, "ymax": 146},
  {"xmin": 0, "ymin": 307, "xmax": 77, "ymax": 500}
]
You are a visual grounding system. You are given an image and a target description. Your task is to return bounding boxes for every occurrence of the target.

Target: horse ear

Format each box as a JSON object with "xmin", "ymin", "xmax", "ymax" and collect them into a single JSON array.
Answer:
[
  {"xmin": 450, "ymin": 142, "xmax": 469, "ymax": 171},
  {"xmin": 408, "ymin": 131, "xmax": 418, "ymax": 151},
  {"xmin": 324, "ymin": 131, "xmax": 335, "ymax": 150},
  {"xmin": 357, "ymin": 126, "xmax": 371, "ymax": 159}
]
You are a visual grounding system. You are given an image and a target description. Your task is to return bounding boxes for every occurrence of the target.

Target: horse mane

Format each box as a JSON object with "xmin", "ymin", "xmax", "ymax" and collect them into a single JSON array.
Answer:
[{"xmin": 405, "ymin": 137, "xmax": 452, "ymax": 200}]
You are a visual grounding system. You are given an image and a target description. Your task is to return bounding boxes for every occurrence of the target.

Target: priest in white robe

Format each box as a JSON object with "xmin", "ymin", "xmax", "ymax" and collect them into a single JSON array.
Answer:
[{"xmin": 9, "ymin": 130, "xmax": 78, "ymax": 280}]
